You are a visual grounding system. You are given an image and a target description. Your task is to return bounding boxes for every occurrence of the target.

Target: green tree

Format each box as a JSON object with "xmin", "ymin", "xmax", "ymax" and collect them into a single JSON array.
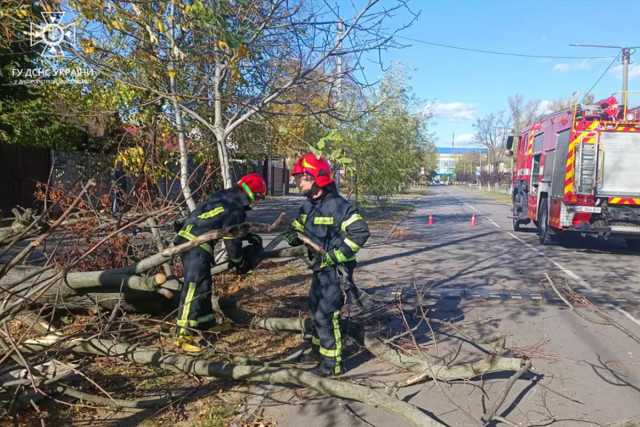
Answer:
[{"xmin": 327, "ymin": 65, "xmax": 435, "ymax": 203}]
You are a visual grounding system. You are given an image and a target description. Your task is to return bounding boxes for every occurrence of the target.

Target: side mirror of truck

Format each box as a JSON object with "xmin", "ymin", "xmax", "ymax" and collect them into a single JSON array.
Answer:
[{"xmin": 506, "ymin": 136, "xmax": 514, "ymax": 150}]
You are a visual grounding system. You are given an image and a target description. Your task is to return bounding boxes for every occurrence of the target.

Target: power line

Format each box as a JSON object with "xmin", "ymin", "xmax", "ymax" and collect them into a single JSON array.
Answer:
[
  {"xmin": 393, "ymin": 35, "xmax": 616, "ymax": 60},
  {"xmin": 580, "ymin": 51, "xmax": 621, "ymax": 103}
]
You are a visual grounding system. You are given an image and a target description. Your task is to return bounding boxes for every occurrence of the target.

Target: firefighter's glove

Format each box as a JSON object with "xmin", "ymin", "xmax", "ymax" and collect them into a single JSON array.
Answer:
[
  {"xmin": 246, "ymin": 233, "xmax": 263, "ymax": 251},
  {"xmin": 282, "ymin": 228, "xmax": 302, "ymax": 246},
  {"xmin": 321, "ymin": 252, "xmax": 336, "ymax": 267}
]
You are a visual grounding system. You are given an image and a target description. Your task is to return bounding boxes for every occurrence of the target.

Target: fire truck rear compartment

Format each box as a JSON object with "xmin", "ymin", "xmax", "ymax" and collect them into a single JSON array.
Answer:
[{"xmin": 597, "ymin": 131, "xmax": 640, "ymax": 197}]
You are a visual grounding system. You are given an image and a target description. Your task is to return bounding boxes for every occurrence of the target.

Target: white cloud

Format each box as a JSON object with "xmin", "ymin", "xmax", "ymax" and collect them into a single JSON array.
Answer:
[
  {"xmin": 611, "ymin": 64, "xmax": 640, "ymax": 81},
  {"xmin": 538, "ymin": 100, "xmax": 553, "ymax": 115},
  {"xmin": 432, "ymin": 102, "xmax": 476, "ymax": 122},
  {"xmin": 552, "ymin": 59, "xmax": 591, "ymax": 72},
  {"xmin": 454, "ymin": 133, "xmax": 478, "ymax": 148}
]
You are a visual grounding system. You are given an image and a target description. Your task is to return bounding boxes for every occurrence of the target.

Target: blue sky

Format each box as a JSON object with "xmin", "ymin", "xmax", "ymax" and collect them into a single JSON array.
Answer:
[{"xmin": 359, "ymin": 0, "xmax": 640, "ymax": 147}]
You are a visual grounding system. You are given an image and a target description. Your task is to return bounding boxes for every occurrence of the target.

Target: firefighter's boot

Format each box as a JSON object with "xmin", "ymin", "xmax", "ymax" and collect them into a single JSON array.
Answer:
[
  {"xmin": 174, "ymin": 335, "xmax": 203, "ymax": 353},
  {"xmin": 308, "ymin": 358, "xmax": 344, "ymax": 377},
  {"xmin": 300, "ymin": 344, "xmax": 322, "ymax": 363}
]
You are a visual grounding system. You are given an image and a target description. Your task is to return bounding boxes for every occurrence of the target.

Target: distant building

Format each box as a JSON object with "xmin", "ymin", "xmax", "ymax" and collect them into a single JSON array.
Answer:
[{"xmin": 436, "ymin": 147, "xmax": 487, "ymax": 177}]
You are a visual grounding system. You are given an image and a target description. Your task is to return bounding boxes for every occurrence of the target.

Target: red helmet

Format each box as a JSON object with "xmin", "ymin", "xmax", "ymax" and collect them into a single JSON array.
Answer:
[
  {"xmin": 237, "ymin": 173, "xmax": 266, "ymax": 202},
  {"xmin": 292, "ymin": 154, "xmax": 334, "ymax": 187}
]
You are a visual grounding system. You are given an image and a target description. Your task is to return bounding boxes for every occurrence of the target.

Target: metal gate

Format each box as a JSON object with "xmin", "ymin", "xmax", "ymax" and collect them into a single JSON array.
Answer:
[{"xmin": 0, "ymin": 144, "xmax": 51, "ymax": 214}]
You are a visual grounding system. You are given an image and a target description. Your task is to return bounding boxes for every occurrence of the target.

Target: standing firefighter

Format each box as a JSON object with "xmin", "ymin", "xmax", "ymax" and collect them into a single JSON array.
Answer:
[
  {"xmin": 283, "ymin": 154, "xmax": 370, "ymax": 376},
  {"xmin": 174, "ymin": 173, "xmax": 267, "ymax": 352}
]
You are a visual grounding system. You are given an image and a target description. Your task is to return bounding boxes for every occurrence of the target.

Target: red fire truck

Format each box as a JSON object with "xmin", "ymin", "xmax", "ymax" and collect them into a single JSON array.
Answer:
[{"xmin": 508, "ymin": 93, "xmax": 640, "ymax": 249}]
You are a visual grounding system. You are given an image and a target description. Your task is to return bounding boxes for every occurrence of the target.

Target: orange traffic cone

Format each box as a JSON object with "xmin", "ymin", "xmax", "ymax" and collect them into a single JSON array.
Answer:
[
  {"xmin": 428, "ymin": 214, "xmax": 433, "ymax": 225},
  {"xmin": 470, "ymin": 214, "xmax": 477, "ymax": 226}
]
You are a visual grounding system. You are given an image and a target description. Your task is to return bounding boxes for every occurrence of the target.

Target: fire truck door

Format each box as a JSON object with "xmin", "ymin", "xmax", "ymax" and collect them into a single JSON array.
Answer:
[{"xmin": 551, "ymin": 129, "xmax": 571, "ymax": 198}]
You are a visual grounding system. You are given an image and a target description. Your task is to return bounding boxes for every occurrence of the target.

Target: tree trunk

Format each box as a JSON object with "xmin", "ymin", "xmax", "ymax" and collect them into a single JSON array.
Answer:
[
  {"xmin": 214, "ymin": 58, "xmax": 232, "ymax": 189},
  {"xmin": 0, "ymin": 246, "xmax": 305, "ymax": 314},
  {"xmin": 171, "ymin": 66, "xmax": 197, "ymax": 212}
]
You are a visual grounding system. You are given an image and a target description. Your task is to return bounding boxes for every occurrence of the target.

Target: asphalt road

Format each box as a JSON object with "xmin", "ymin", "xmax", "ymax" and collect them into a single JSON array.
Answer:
[{"xmin": 253, "ymin": 187, "xmax": 640, "ymax": 426}]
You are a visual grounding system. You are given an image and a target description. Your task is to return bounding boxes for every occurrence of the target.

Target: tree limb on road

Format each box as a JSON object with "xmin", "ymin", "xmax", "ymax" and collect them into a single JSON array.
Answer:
[{"xmin": 20, "ymin": 336, "xmax": 444, "ymax": 427}]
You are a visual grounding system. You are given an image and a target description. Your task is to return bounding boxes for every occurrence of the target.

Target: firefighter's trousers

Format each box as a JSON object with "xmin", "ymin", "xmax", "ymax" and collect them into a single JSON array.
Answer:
[
  {"xmin": 308, "ymin": 266, "xmax": 345, "ymax": 374},
  {"xmin": 176, "ymin": 247, "xmax": 216, "ymax": 336}
]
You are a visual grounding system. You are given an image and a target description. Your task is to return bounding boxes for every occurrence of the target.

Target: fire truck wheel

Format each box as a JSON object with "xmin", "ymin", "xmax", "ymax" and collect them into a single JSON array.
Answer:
[
  {"xmin": 626, "ymin": 239, "xmax": 640, "ymax": 251},
  {"xmin": 538, "ymin": 198, "xmax": 551, "ymax": 245}
]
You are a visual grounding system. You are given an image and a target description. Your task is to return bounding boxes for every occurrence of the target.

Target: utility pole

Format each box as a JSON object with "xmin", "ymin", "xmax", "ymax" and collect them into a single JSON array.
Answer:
[
  {"xmin": 570, "ymin": 44, "xmax": 636, "ymax": 111},
  {"xmin": 334, "ymin": 18, "xmax": 343, "ymax": 194}
]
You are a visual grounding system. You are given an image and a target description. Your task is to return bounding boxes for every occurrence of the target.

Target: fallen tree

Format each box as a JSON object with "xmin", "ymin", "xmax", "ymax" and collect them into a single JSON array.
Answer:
[
  {"xmin": 20, "ymin": 336, "xmax": 445, "ymax": 427},
  {"xmin": 1, "ymin": 246, "xmax": 306, "ymax": 314}
]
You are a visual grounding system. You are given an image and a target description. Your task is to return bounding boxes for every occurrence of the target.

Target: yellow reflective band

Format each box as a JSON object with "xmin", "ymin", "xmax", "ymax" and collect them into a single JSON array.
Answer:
[
  {"xmin": 230, "ymin": 256, "xmax": 243, "ymax": 263},
  {"xmin": 313, "ymin": 216, "xmax": 334, "ymax": 225},
  {"xmin": 343, "ymin": 237, "xmax": 360, "ymax": 252},
  {"xmin": 341, "ymin": 214, "xmax": 363, "ymax": 233},
  {"xmin": 292, "ymin": 219, "xmax": 304, "ymax": 232},
  {"xmin": 178, "ymin": 230, "xmax": 196, "ymax": 241},
  {"xmin": 223, "ymin": 236, "xmax": 236, "ymax": 240},
  {"xmin": 197, "ymin": 206, "xmax": 225, "ymax": 219},
  {"xmin": 185, "ymin": 224, "xmax": 193, "ymax": 233},
  {"xmin": 178, "ymin": 228, "xmax": 213, "ymax": 255},
  {"xmin": 177, "ymin": 319, "xmax": 199, "ymax": 327},
  {"xmin": 311, "ymin": 336, "xmax": 320, "ymax": 346},
  {"xmin": 300, "ymin": 214, "xmax": 308, "ymax": 224},
  {"xmin": 179, "ymin": 282, "xmax": 197, "ymax": 331},
  {"xmin": 319, "ymin": 347, "xmax": 340, "ymax": 357},
  {"xmin": 333, "ymin": 310, "xmax": 342, "ymax": 372}
]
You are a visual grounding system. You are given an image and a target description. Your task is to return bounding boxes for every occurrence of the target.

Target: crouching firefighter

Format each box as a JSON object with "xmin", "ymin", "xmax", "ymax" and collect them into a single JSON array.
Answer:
[
  {"xmin": 173, "ymin": 173, "xmax": 267, "ymax": 352},
  {"xmin": 282, "ymin": 154, "xmax": 371, "ymax": 377}
]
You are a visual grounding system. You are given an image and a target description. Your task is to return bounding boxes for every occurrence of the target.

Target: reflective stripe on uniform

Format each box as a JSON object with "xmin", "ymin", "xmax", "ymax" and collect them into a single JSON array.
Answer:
[
  {"xmin": 311, "ymin": 336, "xmax": 320, "ymax": 346},
  {"xmin": 318, "ymin": 310, "xmax": 343, "ymax": 373},
  {"xmin": 177, "ymin": 282, "xmax": 197, "ymax": 334},
  {"xmin": 343, "ymin": 237, "xmax": 360, "ymax": 252},
  {"xmin": 178, "ymin": 228, "xmax": 213, "ymax": 255},
  {"xmin": 340, "ymin": 213, "xmax": 363, "ymax": 233},
  {"xmin": 300, "ymin": 214, "xmax": 308, "ymax": 224},
  {"xmin": 313, "ymin": 216, "xmax": 334, "ymax": 225},
  {"xmin": 176, "ymin": 319, "xmax": 199, "ymax": 327},
  {"xmin": 223, "ymin": 236, "xmax": 236, "ymax": 240},
  {"xmin": 197, "ymin": 206, "xmax": 225, "ymax": 219},
  {"xmin": 292, "ymin": 219, "xmax": 304, "ymax": 232}
]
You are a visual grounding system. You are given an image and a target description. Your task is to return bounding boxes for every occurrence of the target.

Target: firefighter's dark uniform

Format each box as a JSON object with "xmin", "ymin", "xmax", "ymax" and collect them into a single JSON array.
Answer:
[
  {"xmin": 174, "ymin": 187, "xmax": 251, "ymax": 337},
  {"xmin": 285, "ymin": 184, "xmax": 370, "ymax": 374}
]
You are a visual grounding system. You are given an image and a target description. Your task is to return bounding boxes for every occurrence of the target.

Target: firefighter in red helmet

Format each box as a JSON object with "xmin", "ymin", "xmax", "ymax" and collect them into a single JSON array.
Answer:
[
  {"xmin": 283, "ymin": 154, "xmax": 371, "ymax": 376},
  {"xmin": 173, "ymin": 173, "xmax": 266, "ymax": 352}
]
